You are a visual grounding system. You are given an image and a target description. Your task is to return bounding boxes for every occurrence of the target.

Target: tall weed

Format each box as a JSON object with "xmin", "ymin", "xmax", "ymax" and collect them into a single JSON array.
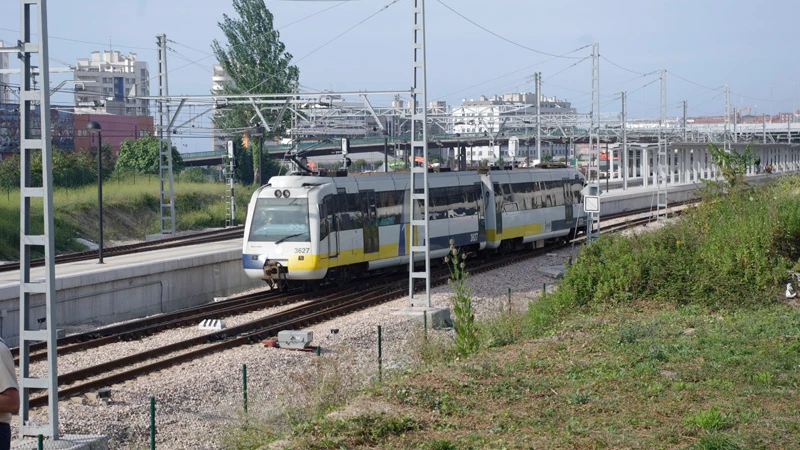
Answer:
[{"xmin": 445, "ymin": 240, "xmax": 479, "ymax": 357}]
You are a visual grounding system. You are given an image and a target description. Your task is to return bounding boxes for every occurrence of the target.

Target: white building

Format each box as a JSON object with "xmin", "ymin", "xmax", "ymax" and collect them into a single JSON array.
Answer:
[
  {"xmin": 452, "ymin": 93, "xmax": 576, "ymax": 135},
  {"xmin": 73, "ymin": 51, "xmax": 149, "ymax": 116},
  {"xmin": 452, "ymin": 93, "xmax": 575, "ymax": 165},
  {"xmin": 0, "ymin": 41, "xmax": 9, "ymax": 104}
]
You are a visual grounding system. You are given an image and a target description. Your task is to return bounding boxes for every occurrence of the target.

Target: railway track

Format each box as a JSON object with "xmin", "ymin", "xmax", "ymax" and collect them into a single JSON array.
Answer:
[
  {"xmin": 27, "ymin": 241, "xmax": 568, "ymax": 408},
  {"xmin": 22, "ymin": 203, "xmax": 693, "ymax": 407}
]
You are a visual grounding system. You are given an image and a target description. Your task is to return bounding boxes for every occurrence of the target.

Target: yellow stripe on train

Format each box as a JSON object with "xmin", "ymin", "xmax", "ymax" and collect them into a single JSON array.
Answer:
[
  {"xmin": 288, "ymin": 243, "xmax": 400, "ymax": 271},
  {"xmin": 485, "ymin": 223, "xmax": 543, "ymax": 243}
]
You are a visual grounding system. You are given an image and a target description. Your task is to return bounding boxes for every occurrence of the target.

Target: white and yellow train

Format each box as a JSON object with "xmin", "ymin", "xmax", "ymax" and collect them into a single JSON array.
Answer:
[{"xmin": 243, "ymin": 167, "xmax": 586, "ymax": 289}]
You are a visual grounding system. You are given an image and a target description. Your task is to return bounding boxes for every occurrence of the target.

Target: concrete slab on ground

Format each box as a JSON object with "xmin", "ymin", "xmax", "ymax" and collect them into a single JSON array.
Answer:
[
  {"xmin": 537, "ymin": 264, "xmax": 567, "ymax": 279},
  {"xmin": 12, "ymin": 435, "xmax": 108, "ymax": 450},
  {"xmin": 393, "ymin": 306, "xmax": 452, "ymax": 329}
]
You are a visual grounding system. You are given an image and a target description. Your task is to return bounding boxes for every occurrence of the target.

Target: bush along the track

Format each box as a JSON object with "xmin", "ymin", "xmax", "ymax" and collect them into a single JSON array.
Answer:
[
  {"xmin": 445, "ymin": 240, "xmax": 479, "ymax": 357},
  {"xmin": 548, "ymin": 175, "xmax": 800, "ymax": 311}
]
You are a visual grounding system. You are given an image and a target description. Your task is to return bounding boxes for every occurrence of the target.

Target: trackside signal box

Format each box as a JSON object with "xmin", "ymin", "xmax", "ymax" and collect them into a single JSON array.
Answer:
[{"xmin": 583, "ymin": 183, "xmax": 600, "ymax": 213}]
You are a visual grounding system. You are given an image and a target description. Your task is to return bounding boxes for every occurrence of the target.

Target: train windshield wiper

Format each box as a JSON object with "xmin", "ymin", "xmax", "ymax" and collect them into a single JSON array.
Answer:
[{"xmin": 274, "ymin": 232, "xmax": 307, "ymax": 245}]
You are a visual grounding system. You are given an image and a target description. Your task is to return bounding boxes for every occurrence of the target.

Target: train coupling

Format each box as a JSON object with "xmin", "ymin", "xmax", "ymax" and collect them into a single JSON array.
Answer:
[{"xmin": 263, "ymin": 260, "xmax": 287, "ymax": 280}]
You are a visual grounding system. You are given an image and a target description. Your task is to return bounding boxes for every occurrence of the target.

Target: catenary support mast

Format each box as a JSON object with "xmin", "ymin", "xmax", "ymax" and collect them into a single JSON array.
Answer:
[
  {"xmin": 157, "ymin": 33, "xmax": 176, "ymax": 235},
  {"xmin": 408, "ymin": 0, "xmax": 431, "ymax": 307},
  {"xmin": 15, "ymin": 0, "xmax": 59, "ymax": 438}
]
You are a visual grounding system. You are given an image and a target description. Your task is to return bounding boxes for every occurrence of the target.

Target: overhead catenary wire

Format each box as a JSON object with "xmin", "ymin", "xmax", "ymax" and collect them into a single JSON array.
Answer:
[
  {"xmin": 435, "ymin": 0, "xmax": 585, "ymax": 60},
  {"xmin": 434, "ymin": 44, "xmax": 591, "ymax": 102},
  {"xmin": 0, "ymin": 26, "xmax": 157, "ymax": 51},
  {"xmin": 276, "ymin": 1, "xmax": 350, "ymax": 31},
  {"xmin": 292, "ymin": 0, "xmax": 402, "ymax": 64}
]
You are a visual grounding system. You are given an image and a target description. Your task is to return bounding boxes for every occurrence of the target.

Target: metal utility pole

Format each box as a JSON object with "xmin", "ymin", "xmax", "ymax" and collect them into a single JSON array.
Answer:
[
  {"xmin": 656, "ymin": 69, "xmax": 667, "ymax": 220},
  {"xmin": 733, "ymin": 107, "xmax": 738, "ymax": 143},
  {"xmin": 622, "ymin": 91, "xmax": 628, "ymax": 191},
  {"xmin": 535, "ymin": 72, "xmax": 541, "ymax": 163},
  {"xmin": 763, "ymin": 113, "xmax": 767, "ymax": 144},
  {"xmin": 225, "ymin": 140, "xmax": 235, "ymax": 227},
  {"xmin": 408, "ymin": 0, "xmax": 431, "ymax": 308},
  {"xmin": 13, "ymin": 0, "xmax": 59, "ymax": 438},
  {"xmin": 724, "ymin": 84, "xmax": 731, "ymax": 151},
  {"xmin": 156, "ymin": 33, "xmax": 176, "ymax": 235},
  {"xmin": 586, "ymin": 43, "xmax": 600, "ymax": 242},
  {"xmin": 683, "ymin": 100, "xmax": 687, "ymax": 142}
]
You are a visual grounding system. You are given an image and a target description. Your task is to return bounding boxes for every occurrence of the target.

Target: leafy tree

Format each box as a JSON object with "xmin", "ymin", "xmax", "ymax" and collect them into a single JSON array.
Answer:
[
  {"xmin": 706, "ymin": 142, "xmax": 754, "ymax": 190},
  {"xmin": 0, "ymin": 147, "xmax": 112, "ymax": 189},
  {"xmin": 231, "ymin": 138, "xmax": 254, "ymax": 185},
  {"xmin": 181, "ymin": 167, "xmax": 206, "ymax": 183},
  {"xmin": 211, "ymin": 0, "xmax": 300, "ymax": 175},
  {"xmin": 116, "ymin": 136, "xmax": 184, "ymax": 175},
  {"xmin": 353, "ymin": 158, "xmax": 367, "ymax": 172},
  {"xmin": 0, "ymin": 155, "xmax": 20, "ymax": 191},
  {"xmin": 542, "ymin": 152, "xmax": 553, "ymax": 162},
  {"xmin": 374, "ymin": 161, "xmax": 383, "ymax": 171}
]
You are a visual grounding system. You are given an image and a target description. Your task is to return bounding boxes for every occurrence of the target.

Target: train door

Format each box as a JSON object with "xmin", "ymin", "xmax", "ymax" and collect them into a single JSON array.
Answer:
[
  {"xmin": 493, "ymin": 182, "xmax": 503, "ymax": 236},
  {"xmin": 325, "ymin": 196, "xmax": 339, "ymax": 258},
  {"xmin": 562, "ymin": 178, "xmax": 573, "ymax": 224},
  {"xmin": 362, "ymin": 190, "xmax": 379, "ymax": 254},
  {"xmin": 474, "ymin": 183, "xmax": 485, "ymax": 241}
]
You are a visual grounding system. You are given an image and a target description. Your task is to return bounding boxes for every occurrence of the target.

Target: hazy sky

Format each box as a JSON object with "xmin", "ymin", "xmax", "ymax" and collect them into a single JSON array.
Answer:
[{"xmin": 2, "ymin": 0, "xmax": 798, "ymax": 140}]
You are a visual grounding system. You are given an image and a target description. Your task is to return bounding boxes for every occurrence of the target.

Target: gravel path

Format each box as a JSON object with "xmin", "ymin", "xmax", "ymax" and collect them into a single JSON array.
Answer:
[{"xmin": 12, "ymin": 246, "xmax": 579, "ymax": 449}]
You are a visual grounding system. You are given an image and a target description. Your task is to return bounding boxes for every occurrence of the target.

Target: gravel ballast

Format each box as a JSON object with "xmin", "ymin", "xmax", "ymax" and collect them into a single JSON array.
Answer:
[{"xmin": 13, "ymin": 246, "xmax": 579, "ymax": 449}]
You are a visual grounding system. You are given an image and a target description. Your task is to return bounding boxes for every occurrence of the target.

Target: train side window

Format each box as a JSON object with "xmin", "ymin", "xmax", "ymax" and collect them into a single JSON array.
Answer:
[
  {"xmin": 573, "ymin": 181, "xmax": 583, "ymax": 204},
  {"xmin": 531, "ymin": 182, "xmax": 541, "ymax": 209},
  {"xmin": 319, "ymin": 200, "xmax": 329, "ymax": 240},
  {"xmin": 348, "ymin": 194, "xmax": 362, "ymax": 229},
  {"xmin": 562, "ymin": 179, "xmax": 572, "ymax": 205},
  {"xmin": 541, "ymin": 181, "xmax": 550, "ymax": 207},
  {"xmin": 377, "ymin": 191, "xmax": 400, "ymax": 226},
  {"xmin": 493, "ymin": 182, "xmax": 503, "ymax": 210},
  {"xmin": 553, "ymin": 180, "xmax": 566, "ymax": 206}
]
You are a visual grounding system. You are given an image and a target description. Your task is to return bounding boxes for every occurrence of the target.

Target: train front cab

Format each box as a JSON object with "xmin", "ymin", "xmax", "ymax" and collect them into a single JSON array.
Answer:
[{"xmin": 243, "ymin": 185, "xmax": 326, "ymax": 289}]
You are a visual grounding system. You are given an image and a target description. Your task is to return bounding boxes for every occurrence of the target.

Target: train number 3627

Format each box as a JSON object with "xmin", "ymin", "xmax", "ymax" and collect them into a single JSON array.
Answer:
[{"xmin": 294, "ymin": 248, "xmax": 310, "ymax": 254}]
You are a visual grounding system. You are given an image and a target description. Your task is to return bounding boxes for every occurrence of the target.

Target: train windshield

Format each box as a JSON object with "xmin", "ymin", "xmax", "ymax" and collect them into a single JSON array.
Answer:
[{"xmin": 249, "ymin": 198, "xmax": 310, "ymax": 243}]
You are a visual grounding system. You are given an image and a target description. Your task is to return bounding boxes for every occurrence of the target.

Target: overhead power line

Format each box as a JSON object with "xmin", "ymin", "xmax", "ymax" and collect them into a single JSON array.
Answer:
[
  {"xmin": 0, "ymin": 26, "xmax": 156, "ymax": 51},
  {"xmin": 599, "ymin": 55, "xmax": 653, "ymax": 76},
  {"xmin": 435, "ymin": 0, "xmax": 585, "ymax": 59},
  {"xmin": 277, "ymin": 1, "xmax": 350, "ymax": 31},
  {"xmin": 292, "ymin": 0, "xmax": 401, "ymax": 64}
]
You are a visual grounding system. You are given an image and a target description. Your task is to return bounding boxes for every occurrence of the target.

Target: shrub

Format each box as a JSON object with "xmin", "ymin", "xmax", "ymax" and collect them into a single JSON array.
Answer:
[
  {"xmin": 446, "ymin": 240, "xmax": 479, "ymax": 357},
  {"xmin": 548, "ymin": 176, "xmax": 800, "ymax": 309}
]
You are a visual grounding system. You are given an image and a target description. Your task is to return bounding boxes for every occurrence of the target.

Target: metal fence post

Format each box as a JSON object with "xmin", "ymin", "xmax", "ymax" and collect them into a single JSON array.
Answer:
[
  {"xmin": 150, "ymin": 396, "xmax": 156, "ymax": 450},
  {"xmin": 242, "ymin": 363, "xmax": 248, "ymax": 414},
  {"xmin": 423, "ymin": 312, "xmax": 428, "ymax": 340},
  {"xmin": 378, "ymin": 325, "xmax": 383, "ymax": 382}
]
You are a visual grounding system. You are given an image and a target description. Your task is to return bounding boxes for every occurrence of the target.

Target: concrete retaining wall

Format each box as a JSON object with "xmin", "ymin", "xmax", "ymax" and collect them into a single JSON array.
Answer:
[{"xmin": 0, "ymin": 247, "xmax": 262, "ymax": 347}]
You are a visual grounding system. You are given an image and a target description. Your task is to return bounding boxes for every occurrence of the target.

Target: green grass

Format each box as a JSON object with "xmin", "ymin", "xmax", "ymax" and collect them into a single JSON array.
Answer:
[{"xmin": 0, "ymin": 176, "xmax": 257, "ymax": 260}]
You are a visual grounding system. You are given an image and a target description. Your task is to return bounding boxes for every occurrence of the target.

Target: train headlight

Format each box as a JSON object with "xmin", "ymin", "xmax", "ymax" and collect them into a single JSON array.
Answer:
[
  {"xmin": 274, "ymin": 190, "xmax": 282, "ymax": 198},
  {"xmin": 282, "ymin": 189, "xmax": 291, "ymax": 198}
]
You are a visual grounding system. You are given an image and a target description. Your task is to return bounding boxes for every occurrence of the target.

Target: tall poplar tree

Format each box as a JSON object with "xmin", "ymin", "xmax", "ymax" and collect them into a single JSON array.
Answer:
[{"xmin": 211, "ymin": 0, "xmax": 299, "ymax": 183}]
